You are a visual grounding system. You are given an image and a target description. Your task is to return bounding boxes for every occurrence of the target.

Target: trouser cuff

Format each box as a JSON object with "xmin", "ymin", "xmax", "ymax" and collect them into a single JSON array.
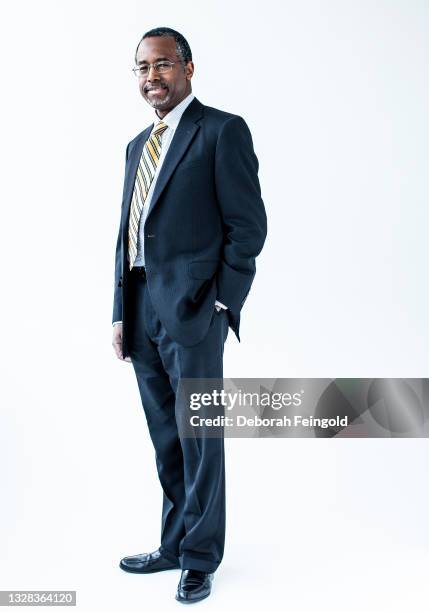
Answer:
[
  {"xmin": 159, "ymin": 546, "xmax": 180, "ymax": 564},
  {"xmin": 180, "ymin": 554, "xmax": 220, "ymax": 573}
]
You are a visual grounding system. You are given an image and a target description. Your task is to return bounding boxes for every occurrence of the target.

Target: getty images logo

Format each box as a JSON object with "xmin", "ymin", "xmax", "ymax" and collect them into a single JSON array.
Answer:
[{"xmin": 189, "ymin": 389, "xmax": 304, "ymax": 411}]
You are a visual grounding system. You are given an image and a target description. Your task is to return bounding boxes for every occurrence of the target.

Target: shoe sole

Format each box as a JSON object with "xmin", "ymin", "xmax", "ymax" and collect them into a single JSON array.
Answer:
[
  {"xmin": 119, "ymin": 562, "xmax": 180, "ymax": 574},
  {"xmin": 175, "ymin": 591, "xmax": 211, "ymax": 604}
]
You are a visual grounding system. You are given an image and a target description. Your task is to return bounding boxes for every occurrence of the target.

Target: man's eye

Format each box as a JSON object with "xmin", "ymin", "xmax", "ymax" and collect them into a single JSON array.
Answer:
[
  {"xmin": 156, "ymin": 62, "xmax": 170, "ymax": 69},
  {"xmin": 139, "ymin": 66, "xmax": 149, "ymax": 74}
]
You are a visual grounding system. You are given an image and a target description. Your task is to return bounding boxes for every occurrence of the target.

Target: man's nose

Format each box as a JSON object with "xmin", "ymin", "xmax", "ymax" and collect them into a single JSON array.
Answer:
[{"xmin": 147, "ymin": 65, "xmax": 160, "ymax": 81}]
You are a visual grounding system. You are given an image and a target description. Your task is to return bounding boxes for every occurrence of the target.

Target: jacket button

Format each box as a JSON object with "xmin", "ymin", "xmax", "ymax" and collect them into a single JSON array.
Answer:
[{"xmin": 146, "ymin": 234, "xmax": 155, "ymax": 238}]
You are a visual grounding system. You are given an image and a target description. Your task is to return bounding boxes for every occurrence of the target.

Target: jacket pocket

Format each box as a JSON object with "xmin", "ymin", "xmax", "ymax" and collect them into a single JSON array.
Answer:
[{"xmin": 188, "ymin": 260, "xmax": 220, "ymax": 280}]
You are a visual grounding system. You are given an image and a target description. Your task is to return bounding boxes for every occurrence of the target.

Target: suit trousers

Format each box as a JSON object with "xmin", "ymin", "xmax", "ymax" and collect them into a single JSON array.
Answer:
[{"xmin": 126, "ymin": 266, "xmax": 229, "ymax": 573}]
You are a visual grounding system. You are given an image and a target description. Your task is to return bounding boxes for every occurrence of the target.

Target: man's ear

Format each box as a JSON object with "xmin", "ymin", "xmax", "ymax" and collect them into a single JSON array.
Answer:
[{"xmin": 185, "ymin": 61, "xmax": 194, "ymax": 80}]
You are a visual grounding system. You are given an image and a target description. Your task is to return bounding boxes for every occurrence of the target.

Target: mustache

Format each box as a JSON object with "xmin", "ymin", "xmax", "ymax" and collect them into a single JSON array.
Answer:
[{"xmin": 144, "ymin": 84, "xmax": 168, "ymax": 92}]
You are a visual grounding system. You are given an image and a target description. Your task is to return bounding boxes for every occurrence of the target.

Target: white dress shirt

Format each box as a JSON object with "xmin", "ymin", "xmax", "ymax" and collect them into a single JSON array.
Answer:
[{"xmin": 113, "ymin": 93, "xmax": 227, "ymax": 327}]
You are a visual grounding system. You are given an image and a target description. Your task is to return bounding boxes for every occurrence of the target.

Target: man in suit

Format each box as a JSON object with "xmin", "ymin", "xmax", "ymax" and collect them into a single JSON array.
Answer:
[{"xmin": 112, "ymin": 27, "xmax": 267, "ymax": 604}]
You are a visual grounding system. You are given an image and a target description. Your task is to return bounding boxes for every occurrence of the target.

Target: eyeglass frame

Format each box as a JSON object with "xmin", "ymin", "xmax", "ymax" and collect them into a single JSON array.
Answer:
[{"xmin": 132, "ymin": 60, "xmax": 185, "ymax": 78}]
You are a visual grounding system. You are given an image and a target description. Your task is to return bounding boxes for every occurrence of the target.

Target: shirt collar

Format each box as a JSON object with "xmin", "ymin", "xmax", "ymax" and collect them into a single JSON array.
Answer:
[{"xmin": 153, "ymin": 92, "xmax": 195, "ymax": 130}]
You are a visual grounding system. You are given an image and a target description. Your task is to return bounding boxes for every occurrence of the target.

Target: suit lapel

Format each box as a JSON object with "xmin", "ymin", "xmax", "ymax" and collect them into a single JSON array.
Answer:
[{"xmin": 146, "ymin": 97, "xmax": 203, "ymax": 221}]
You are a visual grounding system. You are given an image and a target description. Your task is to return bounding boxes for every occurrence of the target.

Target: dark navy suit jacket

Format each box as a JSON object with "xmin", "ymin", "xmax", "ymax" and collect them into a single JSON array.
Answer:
[{"xmin": 112, "ymin": 96, "xmax": 267, "ymax": 358}]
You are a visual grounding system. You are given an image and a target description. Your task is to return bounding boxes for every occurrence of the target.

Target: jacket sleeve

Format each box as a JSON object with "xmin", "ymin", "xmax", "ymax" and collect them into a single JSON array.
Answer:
[
  {"xmin": 214, "ymin": 115, "xmax": 267, "ymax": 314},
  {"xmin": 112, "ymin": 142, "xmax": 131, "ymax": 324}
]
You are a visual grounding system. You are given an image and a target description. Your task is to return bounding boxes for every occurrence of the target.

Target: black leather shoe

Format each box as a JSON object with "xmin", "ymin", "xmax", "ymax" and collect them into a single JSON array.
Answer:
[
  {"xmin": 119, "ymin": 549, "xmax": 180, "ymax": 573},
  {"xmin": 175, "ymin": 569, "xmax": 214, "ymax": 604}
]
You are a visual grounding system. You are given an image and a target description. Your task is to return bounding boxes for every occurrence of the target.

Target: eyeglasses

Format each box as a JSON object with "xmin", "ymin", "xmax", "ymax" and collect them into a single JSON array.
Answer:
[{"xmin": 132, "ymin": 61, "xmax": 181, "ymax": 78}]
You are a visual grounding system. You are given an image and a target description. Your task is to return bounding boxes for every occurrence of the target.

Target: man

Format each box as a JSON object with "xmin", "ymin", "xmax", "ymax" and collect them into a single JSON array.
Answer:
[{"xmin": 112, "ymin": 26, "xmax": 267, "ymax": 604}]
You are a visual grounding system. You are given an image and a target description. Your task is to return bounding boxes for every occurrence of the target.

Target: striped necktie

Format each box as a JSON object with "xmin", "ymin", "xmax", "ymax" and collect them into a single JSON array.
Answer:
[{"xmin": 128, "ymin": 120, "xmax": 168, "ymax": 269}]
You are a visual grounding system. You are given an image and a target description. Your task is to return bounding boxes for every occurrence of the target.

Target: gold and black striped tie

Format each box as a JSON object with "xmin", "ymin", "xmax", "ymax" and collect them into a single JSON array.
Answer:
[{"xmin": 128, "ymin": 120, "xmax": 168, "ymax": 269}]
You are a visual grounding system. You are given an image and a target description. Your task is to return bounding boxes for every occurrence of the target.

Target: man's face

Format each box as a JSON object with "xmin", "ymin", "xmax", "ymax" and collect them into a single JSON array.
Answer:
[{"xmin": 135, "ymin": 36, "xmax": 194, "ymax": 115}]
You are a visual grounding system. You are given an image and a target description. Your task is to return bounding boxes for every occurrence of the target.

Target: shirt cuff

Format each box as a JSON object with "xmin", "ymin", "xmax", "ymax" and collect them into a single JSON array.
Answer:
[{"xmin": 112, "ymin": 321, "xmax": 123, "ymax": 326}]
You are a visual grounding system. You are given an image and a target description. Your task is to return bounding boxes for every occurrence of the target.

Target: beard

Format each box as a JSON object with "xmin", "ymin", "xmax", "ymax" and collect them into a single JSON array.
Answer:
[{"xmin": 143, "ymin": 86, "xmax": 172, "ymax": 109}]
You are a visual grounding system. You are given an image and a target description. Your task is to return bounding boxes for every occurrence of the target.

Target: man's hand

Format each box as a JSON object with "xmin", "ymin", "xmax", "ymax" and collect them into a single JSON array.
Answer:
[{"xmin": 112, "ymin": 323, "xmax": 132, "ymax": 362}]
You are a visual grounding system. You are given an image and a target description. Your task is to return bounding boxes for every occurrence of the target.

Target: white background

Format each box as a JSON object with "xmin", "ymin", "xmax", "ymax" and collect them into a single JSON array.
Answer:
[{"xmin": 1, "ymin": 1, "xmax": 428, "ymax": 610}]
